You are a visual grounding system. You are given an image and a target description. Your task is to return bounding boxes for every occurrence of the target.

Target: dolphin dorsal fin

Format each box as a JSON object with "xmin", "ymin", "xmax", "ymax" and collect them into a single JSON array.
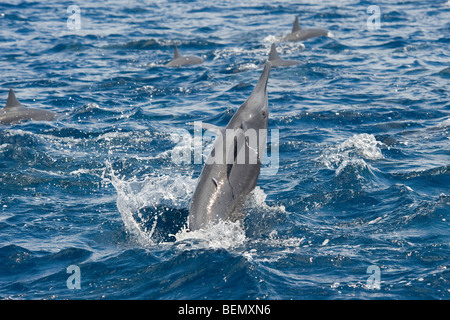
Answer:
[
  {"xmin": 268, "ymin": 43, "xmax": 281, "ymax": 61},
  {"xmin": 292, "ymin": 16, "xmax": 301, "ymax": 33},
  {"xmin": 173, "ymin": 45, "xmax": 181, "ymax": 59},
  {"xmin": 5, "ymin": 89, "xmax": 23, "ymax": 109}
]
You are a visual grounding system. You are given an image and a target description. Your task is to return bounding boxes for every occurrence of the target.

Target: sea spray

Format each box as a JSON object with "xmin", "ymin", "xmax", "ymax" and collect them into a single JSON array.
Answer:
[
  {"xmin": 104, "ymin": 161, "xmax": 195, "ymax": 245},
  {"xmin": 319, "ymin": 133, "xmax": 384, "ymax": 175}
]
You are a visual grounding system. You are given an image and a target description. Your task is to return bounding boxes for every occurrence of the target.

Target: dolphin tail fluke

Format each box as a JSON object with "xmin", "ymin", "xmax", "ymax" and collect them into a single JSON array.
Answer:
[
  {"xmin": 292, "ymin": 16, "xmax": 301, "ymax": 33},
  {"xmin": 5, "ymin": 89, "xmax": 23, "ymax": 109}
]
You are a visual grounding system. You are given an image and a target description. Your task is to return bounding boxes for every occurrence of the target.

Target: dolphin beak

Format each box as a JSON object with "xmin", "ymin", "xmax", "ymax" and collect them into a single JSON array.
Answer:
[{"xmin": 253, "ymin": 61, "xmax": 272, "ymax": 96}]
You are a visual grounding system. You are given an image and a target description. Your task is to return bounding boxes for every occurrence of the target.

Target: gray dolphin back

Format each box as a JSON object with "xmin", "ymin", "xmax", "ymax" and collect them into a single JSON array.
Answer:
[
  {"xmin": 268, "ymin": 43, "xmax": 302, "ymax": 67},
  {"xmin": 283, "ymin": 16, "xmax": 328, "ymax": 42},
  {"xmin": 0, "ymin": 89, "xmax": 56, "ymax": 125},
  {"xmin": 166, "ymin": 45, "xmax": 203, "ymax": 67}
]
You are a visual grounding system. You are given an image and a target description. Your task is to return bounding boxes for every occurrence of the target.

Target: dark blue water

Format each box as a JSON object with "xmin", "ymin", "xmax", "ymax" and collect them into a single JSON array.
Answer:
[{"xmin": 0, "ymin": 0, "xmax": 449, "ymax": 300}]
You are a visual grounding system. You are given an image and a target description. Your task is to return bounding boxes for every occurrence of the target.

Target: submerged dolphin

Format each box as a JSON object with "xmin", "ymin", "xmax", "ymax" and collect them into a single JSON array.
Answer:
[
  {"xmin": 268, "ymin": 43, "xmax": 302, "ymax": 67},
  {"xmin": 282, "ymin": 16, "xmax": 329, "ymax": 42},
  {"xmin": 165, "ymin": 45, "xmax": 203, "ymax": 67},
  {"xmin": 0, "ymin": 89, "xmax": 56, "ymax": 125},
  {"xmin": 188, "ymin": 62, "xmax": 272, "ymax": 231}
]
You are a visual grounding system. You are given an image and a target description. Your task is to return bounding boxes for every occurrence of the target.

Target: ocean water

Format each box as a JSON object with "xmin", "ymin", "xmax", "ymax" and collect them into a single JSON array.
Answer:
[{"xmin": 0, "ymin": 0, "xmax": 449, "ymax": 300}]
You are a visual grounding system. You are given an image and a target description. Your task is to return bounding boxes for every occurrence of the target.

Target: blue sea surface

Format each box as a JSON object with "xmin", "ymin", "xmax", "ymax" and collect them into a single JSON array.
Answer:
[{"xmin": 0, "ymin": 0, "xmax": 449, "ymax": 300}]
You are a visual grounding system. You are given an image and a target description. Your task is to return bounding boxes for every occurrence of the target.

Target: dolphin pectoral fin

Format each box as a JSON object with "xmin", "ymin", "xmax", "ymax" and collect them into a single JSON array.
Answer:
[
  {"xmin": 241, "ymin": 121, "xmax": 249, "ymax": 132},
  {"xmin": 195, "ymin": 122, "xmax": 223, "ymax": 136}
]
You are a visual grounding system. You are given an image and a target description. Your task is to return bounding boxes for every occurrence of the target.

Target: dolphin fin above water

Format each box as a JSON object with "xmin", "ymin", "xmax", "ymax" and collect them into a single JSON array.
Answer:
[
  {"xmin": 292, "ymin": 16, "xmax": 302, "ymax": 33},
  {"xmin": 165, "ymin": 45, "xmax": 204, "ymax": 67},
  {"xmin": 173, "ymin": 45, "xmax": 182, "ymax": 59},
  {"xmin": 268, "ymin": 43, "xmax": 302, "ymax": 67},
  {"xmin": 0, "ymin": 89, "xmax": 56, "ymax": 125},
  {"xmin": 188, "ymin": 62, "xmax": 272, "ymax": 231},
  {"xmin": 5, "ymin": 88, "xmax": 24, "ymax": 109},
  {"xmin": 282, "ymin": 16, "xmax": 329, "ymax": 42}
]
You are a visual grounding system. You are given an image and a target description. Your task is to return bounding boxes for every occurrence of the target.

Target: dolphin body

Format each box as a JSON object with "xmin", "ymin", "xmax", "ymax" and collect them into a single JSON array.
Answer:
[
  {"xmin": 165, "ymin": 45, "xmax": 203, "ymax": 67},
  {"xmin": 268, "ymin": 43, "xmax": 302, "ymax": 67},
  {"xmin": 282, "ymin": 16, "xmax": 329, "ymax": 42},
  {"xmin": 0, "ymin": 89, "xmax": 56, "ymax": 125},
  {"xmin": 188, "ymin": 62, "xmax": 272, "ymax": 231}
]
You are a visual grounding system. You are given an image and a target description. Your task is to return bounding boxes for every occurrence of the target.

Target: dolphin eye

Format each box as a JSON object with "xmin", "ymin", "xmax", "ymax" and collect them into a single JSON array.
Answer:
[{"xmin": 261, "ymin": 111, "xmax": 267, "ymax": 118}]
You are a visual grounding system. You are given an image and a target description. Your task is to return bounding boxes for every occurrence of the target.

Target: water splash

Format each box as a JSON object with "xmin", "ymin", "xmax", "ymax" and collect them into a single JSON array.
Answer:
[
  {"xmin": 319, "ymin": 133, "xmax": 384, "ymax": 175},
  {"xmin": 105, "ymin": 162, "xmax": 195, "ymax": 246},
  {"xmin": 175, "ymin": 220, "xmax": 246, "ymax": 250}
]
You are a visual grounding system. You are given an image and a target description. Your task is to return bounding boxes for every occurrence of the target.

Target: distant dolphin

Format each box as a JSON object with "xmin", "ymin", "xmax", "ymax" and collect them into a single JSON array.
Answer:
[
  {"xmin": 282, "ymin": 16, "xmax": 329, "ymax": 42},
  {"xmin": 188, "ymin": 62, "xmax": 272, "ymax": 231},
  {"xmin": 0, "ymin": 89, "xmax": 56, "ymax": 125},
  {"xmin": 165, "ymin": 45, "xmax": 203, "ymax": 67},
  {"xmin": 268, "ymin": 43, "xmax": 302, "ymax": 67}
]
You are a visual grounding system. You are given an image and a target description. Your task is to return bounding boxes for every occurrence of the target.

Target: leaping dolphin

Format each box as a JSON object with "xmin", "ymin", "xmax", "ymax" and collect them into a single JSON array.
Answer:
[
  {"xmin": 268, "ymin": 43, "xmax": 302, "ymax": 67},
  {"xmin": 188, "ymin": 62, "xmax": 272, "ymax": 231},
  {"xmin": 165, "ymin": 45, "xmax": 203, "ymax": 67},
  {"xmin": 0, "ymin": 89, "xmax": 56, "ymax": 125},
  {"xmin": 282, "ymin": 16, "xmax": 329, "ymax": 42}
]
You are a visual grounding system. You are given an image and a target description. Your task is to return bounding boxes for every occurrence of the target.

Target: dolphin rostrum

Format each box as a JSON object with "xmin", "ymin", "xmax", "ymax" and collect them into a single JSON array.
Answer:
[
  {"xmin": 0, "ymin": 89, "xmax": 56, "ymax": 125},
  {"xmin": 268, "ymin": 43, "xmax": 302, "ymax": 67},
  {"xmin": 188, "ymin": 62, "xmax": 272, "ymax": 231},
  {"xmin": 165, "ymin": 45, "xmax": 203, "ymax": 67},
  {"xmin": 282, "ymin": 16, "xmax": 329, "ymax": 42}
]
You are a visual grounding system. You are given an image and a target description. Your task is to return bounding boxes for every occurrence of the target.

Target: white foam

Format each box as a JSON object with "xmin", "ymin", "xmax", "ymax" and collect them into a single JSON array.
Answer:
[
  {"xmin": 437, "ymin": 118, "xmax": 450, "ymax": 128},
  {"xmin": 214, "ymin": 46, "xmax": 269, "ymax": 62},
  {"xmin": 175, "ymin": 220, "xmax": 246, "ymax": 250},
  {"xmin": 247, "ymin": 186, "xmax": 286, "ymax": 214},
  {"xmin": 262, "ymin": 36, "xmax": 306, "ymax": 51},
  {"xmin": 243, "ymin": 230, "xmax": 306, "ymax": 263},
  {"xmin": 338, "ymin": 133, "xmax": 384, "ymax": 160},
  {"xmin": 226, "ymin": 62, "xmax": 259, "ymax": 72},
  {"xmin": 262, "ymin": 34, "xmax": 280, "ymax": 43},
  {"xmin": 319, "ymin": 133, "xmax": 383, "ymax": 175},
  {"xmin": 174, "ymin": 187, "xmax": 284, "ymax": 251}
]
